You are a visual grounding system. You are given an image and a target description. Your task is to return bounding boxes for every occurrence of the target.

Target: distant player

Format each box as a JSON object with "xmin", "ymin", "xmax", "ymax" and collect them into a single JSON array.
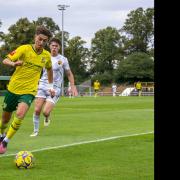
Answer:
[
  {"xmin": 67, "ymin": 81, "xmax": 73, "ymax": 98},
  {"xmin": 135, "ymin": 81, "xmax": 142, "ymax": 96},
  {"xmin": 112, "ymin": 83, "xmax": 117, "ymax": 97},
  {"xmin": 30, "ymin": 38, "xmax": 78, "ymax": 137},
  {"xmin": 93, "ymin": 80, "xmax": 100, "ymax": 97},
  {"xmin": 0, "ymin": 26, "xmax": 54, "ymax": 154}
]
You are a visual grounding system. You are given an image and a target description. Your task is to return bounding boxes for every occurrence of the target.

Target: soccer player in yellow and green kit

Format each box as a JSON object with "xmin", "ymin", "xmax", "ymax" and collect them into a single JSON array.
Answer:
[
  {"xmin": 135, "ymin": 81, "xmax": 142, "ymax": 96},
  {"xmin": 0, "ymin": 26, "xmax": 55, "ymax": 154},
  {"xmin": 93, "ymin": 80, "xmax": 100, "ymax": 97}
]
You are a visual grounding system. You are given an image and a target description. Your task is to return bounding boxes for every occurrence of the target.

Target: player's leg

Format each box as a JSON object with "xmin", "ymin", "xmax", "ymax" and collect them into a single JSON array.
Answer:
[
  {"xmin": 139, "ymin": 90, "xmax": 142, "ymax": 96},
  {"xmin": 0, "ymin": 91, "xmax": 18, "ymax": 153},
  {"xmin": 30, "ymin": 87, "xmax": 47, "ymax": 136},
  {"xmin": 43, "ymin": 101, "xmax": 55, "ymax": 126},
  {"xmin": 0, "ymin": 102, "xmax": 29, "ymax": 154},
  {"xmin": 30, "ymin": 97, "xmax": 46, "ymax": 137},
  {"xmin": 0, "ymin": 91, "xmax": 17, "ymax": 141},
  {"xmin": 0, "ymin": 112, "xmax": 12, "ymax": 142},
  {"xmin": 69, "ymin": 92, "xmax": 72, "ymax": 98},
  {"xmin": 96, "ymin": 89, "xmax": 99, "ymax": 97},
  {"xmin": 6, "ymin": 102, "xmax": 29, "ymax": 138},
  {"xmin": 0, "ymin": 94, "xmax": 34, "ymax": 154},
  {"xmin": 68, "ymin": 88, "xmax": 72, "ymax": 98},
  {"xmin": 0, "ymin": 111, "xmax": 13, "ymax": 154},
  {"xmin": 137, "ymin": 89, "xmax": 139, "ymax": 96},
  {"xmin": 43, "ymin": 89, "xmax": 60, "ymax": 126},
  {"xmin": 94, "ymin": 89, "xmax": 97, "ymax": 97}
]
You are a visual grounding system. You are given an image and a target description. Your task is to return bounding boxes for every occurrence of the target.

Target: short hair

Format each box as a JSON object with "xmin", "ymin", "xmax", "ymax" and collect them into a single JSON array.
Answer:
[
  {"xmin": 35, "ymin": 26, "xmax": 52, "ymax": 39},
  {"xmin": 49, "ymin": 38, "xmax": 61, "ymax": 46}
]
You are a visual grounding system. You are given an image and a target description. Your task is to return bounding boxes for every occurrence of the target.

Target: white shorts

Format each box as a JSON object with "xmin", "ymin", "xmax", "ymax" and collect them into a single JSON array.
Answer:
[{"xmin": 36, "ymin": 84, "xmax": 61, "ymax": 104}]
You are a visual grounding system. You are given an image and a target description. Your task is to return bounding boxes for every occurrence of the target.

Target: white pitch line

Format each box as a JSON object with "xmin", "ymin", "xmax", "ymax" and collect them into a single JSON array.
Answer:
[{"xmin": 0, "ymin": 131, "xmax": 154, "ymax": 158}]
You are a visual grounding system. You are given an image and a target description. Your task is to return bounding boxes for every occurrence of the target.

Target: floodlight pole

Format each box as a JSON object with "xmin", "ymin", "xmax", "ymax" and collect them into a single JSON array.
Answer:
[{"xmin": 57, "ymin": 4, "xmax": 70, "ymax": 96}]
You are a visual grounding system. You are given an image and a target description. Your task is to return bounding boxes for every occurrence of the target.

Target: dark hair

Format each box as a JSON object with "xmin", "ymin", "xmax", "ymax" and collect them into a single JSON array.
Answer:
[
  {"xmin": 49, "ymin": 38, "xmax": 61, "ymax": 46},
  {"xmin": 35, "ymin": 26, "xmax": 52, "ymax": 39}
]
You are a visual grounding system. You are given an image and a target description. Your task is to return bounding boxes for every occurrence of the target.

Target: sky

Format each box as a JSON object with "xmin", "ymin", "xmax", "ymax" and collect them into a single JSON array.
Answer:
[{"xmin": 0, "ymin": 0, "xmax": 154, "ymax": 48}]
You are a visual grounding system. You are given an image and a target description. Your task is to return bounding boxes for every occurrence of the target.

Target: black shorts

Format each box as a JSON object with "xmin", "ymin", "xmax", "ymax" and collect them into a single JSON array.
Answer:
[{"xmin": 94, "ymin": 89, "xmax": 99, "ymax": 93}]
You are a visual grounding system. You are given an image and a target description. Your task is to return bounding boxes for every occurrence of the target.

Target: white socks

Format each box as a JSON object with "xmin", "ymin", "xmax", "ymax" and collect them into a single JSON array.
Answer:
[{"xmin": 33, "ymin": 114, "xmax": 40, "ymax": 132}]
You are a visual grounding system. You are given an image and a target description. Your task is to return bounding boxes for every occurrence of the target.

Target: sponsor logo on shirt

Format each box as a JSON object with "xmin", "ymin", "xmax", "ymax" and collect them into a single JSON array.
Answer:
[
  {"xmin": 58, "ymin": 60, "xmax": 62, "ymax": 65},
  {"xmin": 41, "ymin": 57, "xmax": 46, "ymax": 63},
  {"xmin": 9, "ymin": 50, "xmax": 16, "ymax": 56}
]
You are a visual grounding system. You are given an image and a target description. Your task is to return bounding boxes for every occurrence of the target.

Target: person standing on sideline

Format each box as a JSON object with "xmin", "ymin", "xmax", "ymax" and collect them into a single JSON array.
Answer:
[
  {"xmin": 0, "ymin": 26, "xmax": 54, "ymax": 154},
  {"xmin": 112, "ymin": 83, "xmax": 117, "ymax": 97},
  {"xmin": 67, "ymin": 81, "xmax": 73, "ymax": 98},
  {"xmin": 135, "ymin": 81, "xmax": 142, "ymax": 96},
  {"xmin": 30, "ymin": 38, "xmax": 78, "ymax": 137},
  {"xmin": 93, "ymin": 80, "xmax": 100, "ymax": 97}
]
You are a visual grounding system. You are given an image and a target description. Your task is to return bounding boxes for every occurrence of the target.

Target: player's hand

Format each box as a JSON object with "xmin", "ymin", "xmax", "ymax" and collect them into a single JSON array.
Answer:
[
  {"xmin": 49, "ymin": 88, "xmax": 56, "ymax": 98},
  {"xmin": 71, "ymin": 85, "xmax": 78, "ymax": 96},
  {"xmin": 14, "ymin": 60, "xmax": 23, "ymax": 66},
  {"xmin": 47, "ymin": 83, "xmax": 55, "ymax": 97}
]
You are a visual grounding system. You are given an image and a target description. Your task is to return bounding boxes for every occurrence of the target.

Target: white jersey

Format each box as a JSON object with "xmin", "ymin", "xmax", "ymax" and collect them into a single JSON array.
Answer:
[
  {"xmin": 112, "ymin": 85, "xmax": 117, "ymax": 92},
  {"xmin": 39, "ymin": 54, "xmax": 70, "ymax": 88}
]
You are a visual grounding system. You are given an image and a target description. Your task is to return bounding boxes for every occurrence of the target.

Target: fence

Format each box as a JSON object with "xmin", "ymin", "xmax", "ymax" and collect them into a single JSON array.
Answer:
[{"xmin": 0, "ymin": 76, "xmax": 154, "ymax": 97}]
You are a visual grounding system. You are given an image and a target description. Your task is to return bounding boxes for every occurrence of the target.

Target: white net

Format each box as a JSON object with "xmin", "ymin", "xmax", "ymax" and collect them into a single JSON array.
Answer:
[{"xmin": 64, "ymin": 79, "xmax": 92, "ymax": 97}]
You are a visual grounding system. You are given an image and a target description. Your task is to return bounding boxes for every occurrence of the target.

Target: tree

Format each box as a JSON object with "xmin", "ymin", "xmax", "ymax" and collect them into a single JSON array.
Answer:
[
  {"xmin": 115, "ymin": 52, "xmax": 154, "ymax": 83},
  {"xmin": 0, "ymin": 20, "xmax": 3, "ymax": 75},
  {"xmin": 91, "ymin": 26, "xmax": 124, "ymax": 76},
  {"xmin": 35, "ymin": 17, "xmax": 60, "ymax": 35},
  {"xmin": 0, "ymin": 17, "xmax": 67, "ymax": 57},
  {"xmin": 121, "ymin": 7, "xmax": 154, "ymax": 54},
  {"xmin": 0, "ymin": 18, "xmax": 35, "ymax": 59},
  {"xmin": 0, "ymin": 20, "xmax": 4, "ymax": 42},
  {"xmin": 65, "ymin": 36, "xmax": 90, "ymax": 84},
  {"xmin": 0, "ymin": 17, "xmax": 66, "ymax": 75}
]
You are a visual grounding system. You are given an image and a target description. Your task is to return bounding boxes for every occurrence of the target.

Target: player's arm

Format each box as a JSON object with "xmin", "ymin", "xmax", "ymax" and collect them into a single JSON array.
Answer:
[
  {"xmin": 46, "ymin": 67, "xmax": 55, "ymax": 97},
  {"xmin": 3, "ymin": 58, "xmax": 23, "ymax": 67},
  {"xmin": 65, "ymin": 69, "xmax": 78, "ymax": 96},
  {"xmin": 45, "ymin": 53, "xmax": 55, "ymax": 97},
  {"xmin": 47, "ymin": 67, "xmax": 53, "ymax": 84},
  {"xmin": 3, "ymin": 46, "xmax": 25, "ymax": 67}
]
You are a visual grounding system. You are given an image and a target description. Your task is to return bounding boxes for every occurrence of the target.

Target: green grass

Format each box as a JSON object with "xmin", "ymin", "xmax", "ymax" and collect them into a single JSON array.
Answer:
[{"xmin": 0, "ymin": 96, "xmax": 154, "ymax": 179}]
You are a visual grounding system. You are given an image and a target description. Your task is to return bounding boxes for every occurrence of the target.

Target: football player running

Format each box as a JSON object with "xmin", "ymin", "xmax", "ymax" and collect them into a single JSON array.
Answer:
[
  {"xmin": 30, "ymin": 38, "xmax": 78, "ymax": 137},
  {"xmin": 0, "ymin": 26, "xmax": 54, "ymax": 154}
]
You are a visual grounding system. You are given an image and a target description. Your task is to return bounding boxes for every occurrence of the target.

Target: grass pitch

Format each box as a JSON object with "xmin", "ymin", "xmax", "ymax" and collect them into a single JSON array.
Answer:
[{"xmin": 0, "ymin": 96, "xmax": 154, "ymax": 179}]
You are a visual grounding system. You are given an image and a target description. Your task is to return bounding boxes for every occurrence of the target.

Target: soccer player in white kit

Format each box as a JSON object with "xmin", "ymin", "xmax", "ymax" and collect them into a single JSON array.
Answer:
[
  {"xmin": 112, "ymin": 83, "xmax": 117, "ymax": 97},
  {"xmin": 30, "ymin": 38, "xmax": 78, "ymax": 137},
  {"xmin": 67, "ymin": 81, "xmax": 73, "ymax": 98}
]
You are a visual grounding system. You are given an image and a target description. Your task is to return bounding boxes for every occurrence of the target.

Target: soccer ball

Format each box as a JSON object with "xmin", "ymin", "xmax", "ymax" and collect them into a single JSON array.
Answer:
[{"xmin": 15, "ymin": 151, "xmax": 34, "ymax": 169}]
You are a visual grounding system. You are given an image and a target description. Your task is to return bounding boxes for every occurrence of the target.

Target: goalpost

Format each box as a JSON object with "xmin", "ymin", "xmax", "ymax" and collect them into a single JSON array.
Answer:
[
  {"xmin": 76, "ymin": 79, "xmax": 92, "ymax": 96},
  {"xmin": 0, "ymin": 77, "xmax": 94, "ymax": 97},
  {"xmin": 64, "ymin": 79, "xmax": 92, "ymax": 97}
]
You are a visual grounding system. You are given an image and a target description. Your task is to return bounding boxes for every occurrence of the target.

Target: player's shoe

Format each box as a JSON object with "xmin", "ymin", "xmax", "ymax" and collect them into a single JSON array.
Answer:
[
  {"xmin": 44, "ymin": 117, "xmax": 50, "ymax": 127},
  {"xmin": 0, "ymin": 134, "xmax": 6, "ymax": 143},
  {"xmin": 0, "ymin": 137, "xmax": 4, "ymax": 143},
  {"xmin": 30, "ymin": 131, "xmax": 38, "ymax": 137},
  {"xmin": 0, "ymin": 141, "xmax": 8, "ymax": 154}
]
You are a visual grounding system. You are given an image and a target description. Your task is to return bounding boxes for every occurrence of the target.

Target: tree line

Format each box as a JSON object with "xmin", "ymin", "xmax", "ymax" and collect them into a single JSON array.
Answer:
[{"xmin": 0, "ymin": 7, "xmax": 154, "ymax": 85}]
